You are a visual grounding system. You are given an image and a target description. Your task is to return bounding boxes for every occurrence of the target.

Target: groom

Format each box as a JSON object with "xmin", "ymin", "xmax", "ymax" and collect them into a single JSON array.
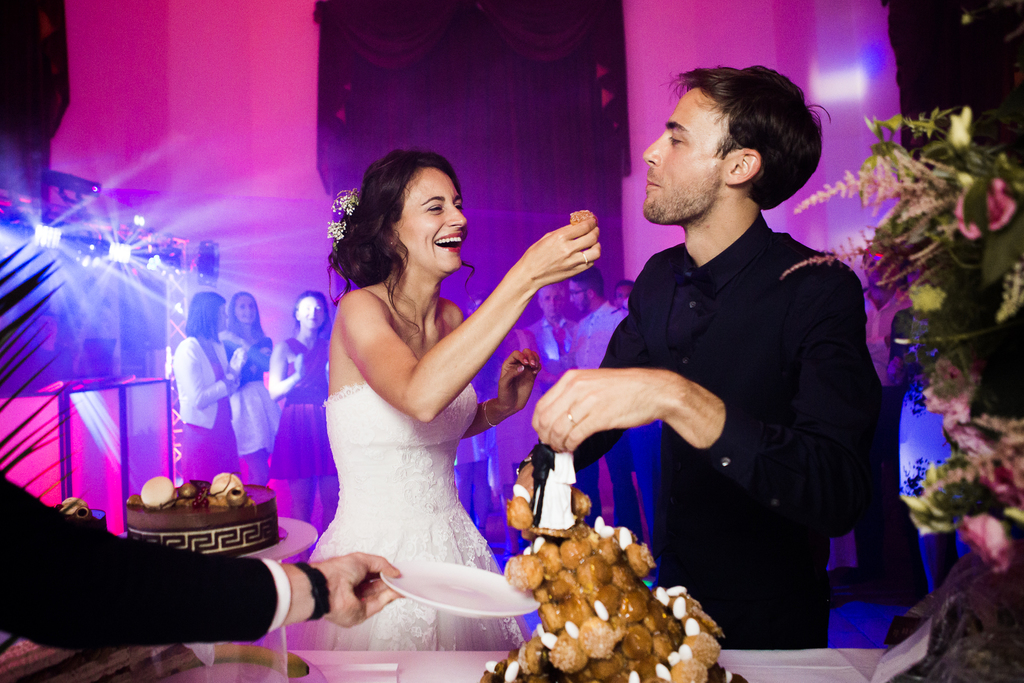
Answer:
[{"xmin": 531, "ymin": 66, "xmax": 880, "ymax": 649}]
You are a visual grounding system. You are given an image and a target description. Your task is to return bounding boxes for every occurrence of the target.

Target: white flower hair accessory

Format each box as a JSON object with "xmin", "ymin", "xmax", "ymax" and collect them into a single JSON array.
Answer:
[{"xmin": 328, "ymin": 188, "xmax": 360, "ymax": 241}]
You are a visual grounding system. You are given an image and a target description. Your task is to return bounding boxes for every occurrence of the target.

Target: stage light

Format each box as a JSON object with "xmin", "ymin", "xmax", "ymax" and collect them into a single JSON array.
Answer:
[
  {"xmin": 108, "ymin": 242, "xmax": 132, "ymax": 264},
  {"xmin": 34, "ymin": 225, "xmax": 62, "ymax": 249},
  {"xmin": 134, "ymin": 215, "xmax": 145, "ymax": 227},
  {"xmin": 195, "ymin": 240, "xmax": 219, "ymax": 286}
]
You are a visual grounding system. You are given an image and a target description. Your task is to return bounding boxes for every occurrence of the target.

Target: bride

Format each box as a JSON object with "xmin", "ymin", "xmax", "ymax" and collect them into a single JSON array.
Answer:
[{"xmin": 295, "ymin": 150, "xmax": 599, "ymax": 651}]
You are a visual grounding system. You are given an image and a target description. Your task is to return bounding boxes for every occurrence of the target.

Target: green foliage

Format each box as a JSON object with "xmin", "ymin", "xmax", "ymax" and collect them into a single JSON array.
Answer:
[{"xmin": 0, "ymin": 247, "xmax": 60, "ymax": 478}]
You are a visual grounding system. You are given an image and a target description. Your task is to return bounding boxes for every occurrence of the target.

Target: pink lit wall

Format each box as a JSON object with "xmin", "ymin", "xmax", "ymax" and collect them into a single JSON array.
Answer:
[
  {"xmin": 51, "ymin": 0, "xmax": 898, "ymax": 334},
  {"xmin": 620, "ymin": 0, "xmax": 899, "ymax": 277}
]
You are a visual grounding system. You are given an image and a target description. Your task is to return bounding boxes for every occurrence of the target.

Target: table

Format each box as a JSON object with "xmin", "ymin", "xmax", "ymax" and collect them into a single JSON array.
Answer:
[{"xmin": 293, "ymin": 648, "xmax": 887, "ymax": 683}]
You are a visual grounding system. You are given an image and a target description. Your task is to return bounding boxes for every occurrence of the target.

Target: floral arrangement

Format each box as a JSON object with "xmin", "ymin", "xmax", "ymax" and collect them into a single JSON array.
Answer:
[
  {"xmin": 328, "ymin": 188, "xmax": 360, "ymax": 241},
  {"xmin": 795, "ymin": 97, "xmax": 1024, "ymax": 572}
]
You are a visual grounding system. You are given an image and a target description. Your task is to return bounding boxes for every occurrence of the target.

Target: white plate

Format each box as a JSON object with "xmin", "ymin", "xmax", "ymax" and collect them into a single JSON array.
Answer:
[{"xmin": 381, "ymin": 562, "xmax": 539, "ymax": 618}]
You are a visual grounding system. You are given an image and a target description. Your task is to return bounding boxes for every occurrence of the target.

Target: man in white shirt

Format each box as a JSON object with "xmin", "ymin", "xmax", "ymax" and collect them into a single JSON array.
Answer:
[
  {"xmin": 527, "ymin": 283, "xmax": 578, "ymax": 393},
  {"xmin": 567, "ymin": 268, "xmax": 643, "ymax": 537}
]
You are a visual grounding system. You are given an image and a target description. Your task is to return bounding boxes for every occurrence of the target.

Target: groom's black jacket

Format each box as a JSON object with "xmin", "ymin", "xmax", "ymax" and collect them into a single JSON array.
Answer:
[{"xmin": 575, "ymin": 216, "xmax": 881, "ymax": 602}]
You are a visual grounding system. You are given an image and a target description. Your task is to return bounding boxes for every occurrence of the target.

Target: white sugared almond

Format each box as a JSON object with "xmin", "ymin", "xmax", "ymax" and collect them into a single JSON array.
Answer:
[
  {"xmin": 618, "ymin": 527, "xmax": 633, "ymax": 550},
  {"xmin": 564, "ymin": 621, "xmax": 579, "ymax": 639},
  {"xmin": 594, "ymin": 600, "xmax": 609, "ymax": 621},
  {"xmin": 598, "ymin": 525, "xmax": 615, "ymax": 539},
  {"xmin": 628, "ymin": 672, "xmax": 640, "ymax": 683},
  {"xmin": 666, "ymin": 585, "xmax": 687, "ymax": 596},
  {"xmin": 485, "ymin": 661, "xmax": 498, "ymax": 673},
  {"xmin": 513, "ymin": 484, "xmax": 531, "ymax": 502},
  {"xmin": 679, "ymin": 644, "xmax": 693, "ymax": 661},
  {"xmin": 535, "ymin": 624, "xmax": 545, "ymax": 638},
  {"xmin": 533, "ymin": 537, "xmax": 546, "ymax": 552},
  {"xmin": 504, "ymin": 660, "xmax": 519, "ymax": 682},
  {"xmin": 668, "ymin": 652, "xmax": 681, "ymax": 666},
  {"xmin": 672, "ymin": 597, "xmax": 687, "ymax": 620},
  {"xmin": 655, "ymin": 586, "xmax": 670, "ymax": 606},
  {"xmin": 655, "ymin": 663, "xmax": 671, "ymax": 680},
  {"xmin": 685, "ymin": 617, "xmax": 700, "ymax": 636},
  {"xmin": 541, "ymin": 632, "xmax": 558, "ymax": 649},
  {"xmin": 523, "ymin": 546, "xmax": 532, "ymax": 555},
  {"xmin": 725, "ymin": 671, "xmax": 733, "ymax": 683},
  {"xmin": 595, "ymin": 515, "xmax": 606, "ymax": 530},
  {"xmin": 140, "ymin": 476, "xmax": 176, "ymax": 508}
]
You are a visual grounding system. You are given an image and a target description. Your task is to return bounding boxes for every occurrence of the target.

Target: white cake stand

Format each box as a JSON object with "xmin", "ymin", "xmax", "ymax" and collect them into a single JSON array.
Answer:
[{"xmin": 244, "ymin": 517, "xmax": 318, "ymax": 560}]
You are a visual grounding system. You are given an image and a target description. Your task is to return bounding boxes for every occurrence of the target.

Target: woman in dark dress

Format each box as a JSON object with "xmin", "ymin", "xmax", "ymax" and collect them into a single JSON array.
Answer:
[{"xmin": 269, "ymin": 290, "xmax": 338, "ymax": 531}]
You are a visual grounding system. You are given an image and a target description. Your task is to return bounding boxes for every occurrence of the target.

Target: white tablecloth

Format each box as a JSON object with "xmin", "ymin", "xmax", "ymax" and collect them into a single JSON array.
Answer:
[{"xmin": 293, "ymin": 648, "xmax": 887, "ymax": 683}]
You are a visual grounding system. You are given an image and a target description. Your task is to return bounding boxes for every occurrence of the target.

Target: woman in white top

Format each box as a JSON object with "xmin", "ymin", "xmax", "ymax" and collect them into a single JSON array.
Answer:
[
  {"xmin": 220, "ymin": 291, "xmax": 279, "ymax": 485},
  {"xmin": 172, "ymin": 291, "xmax": 245, "ymax": 481}
]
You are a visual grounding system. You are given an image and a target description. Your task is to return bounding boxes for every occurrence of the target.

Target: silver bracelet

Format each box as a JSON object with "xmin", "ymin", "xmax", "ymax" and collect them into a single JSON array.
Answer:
[{"xmin": 483, "ymin": 400, "xmax": 500, "ymax": 427}]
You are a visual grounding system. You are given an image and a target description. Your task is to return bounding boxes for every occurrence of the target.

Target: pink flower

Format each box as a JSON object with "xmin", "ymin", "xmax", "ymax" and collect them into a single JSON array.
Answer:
[
  {"xmin": 981, "ymin": 466, "xmax": 1024, "ymax": 508},
  {"xmin": 946, "ymin": 422, "xmax": 993, "ymax": 455},
  {"xmin": 955, "ymin": 194, "xmax": 982, "ymax": 240},
  {"xmin": 958, "ymin": 513, "xmax": 1013, "ymax": 573},
  {"xmin": 934, "ymin": 358, "xmax": 963, "ymax": 383},
  {"xmin": 987, "ymin": 178, "xmax": 1017, "ymax": 232}
]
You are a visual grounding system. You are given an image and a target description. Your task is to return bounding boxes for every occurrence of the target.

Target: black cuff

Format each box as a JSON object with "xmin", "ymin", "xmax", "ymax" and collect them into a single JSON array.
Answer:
[{"xmin": 294, "ymin": 562, "xmax": 330, "ymax": 621}]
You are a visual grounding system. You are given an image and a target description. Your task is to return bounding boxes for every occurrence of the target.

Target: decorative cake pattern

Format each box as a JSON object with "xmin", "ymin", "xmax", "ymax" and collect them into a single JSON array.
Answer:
[
  {"xmin": 126, "ymin": 475, "xmax": 279, "ymax": 557},
  {"xmin": 127, "ymin": 518, "xmax": 278, "ymax": 555}
]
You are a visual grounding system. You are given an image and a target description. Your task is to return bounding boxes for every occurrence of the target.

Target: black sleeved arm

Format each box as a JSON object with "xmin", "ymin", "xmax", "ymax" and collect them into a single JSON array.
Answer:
[
  {"xmin": 686, "ymin": 270, "xmax": 880, "ymax": 537},
  {"xmin": 1, "ymin": 477, "xmax": 278, "ymax": 649}
]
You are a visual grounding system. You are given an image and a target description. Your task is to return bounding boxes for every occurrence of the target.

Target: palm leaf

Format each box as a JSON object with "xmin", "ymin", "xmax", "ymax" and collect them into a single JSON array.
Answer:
[{"xmin": 0, "ymin": 247, "xmax": 61, "ymax": 479}]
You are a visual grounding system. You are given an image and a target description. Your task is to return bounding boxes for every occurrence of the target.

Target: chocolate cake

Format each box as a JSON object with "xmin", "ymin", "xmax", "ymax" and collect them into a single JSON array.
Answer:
[{"xmin": 125, "ymin": 476, "xmax": 278, "ymax": 557}]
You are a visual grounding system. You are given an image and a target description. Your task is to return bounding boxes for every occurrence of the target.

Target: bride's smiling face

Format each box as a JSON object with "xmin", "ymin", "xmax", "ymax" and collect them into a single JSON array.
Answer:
[{"xmin": 393, "ymin": 168, "xmax": 466, "ymax": 279}]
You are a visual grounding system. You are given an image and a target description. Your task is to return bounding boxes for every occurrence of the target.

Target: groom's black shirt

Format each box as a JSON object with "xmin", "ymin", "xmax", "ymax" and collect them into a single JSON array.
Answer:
[{"xmin": 576, "ymin": 216, "xmax": 880, "ymax": 642}]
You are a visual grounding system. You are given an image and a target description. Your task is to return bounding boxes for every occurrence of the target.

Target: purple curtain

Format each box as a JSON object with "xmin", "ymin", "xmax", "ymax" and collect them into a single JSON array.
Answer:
[
  {"xmin": 314, "ymin": 0, "xmax": 629, "ymax": 302},
  {"xmin": 0, "ymin": 0, "xmax": 69, "ymax": 215},
  {"xmin": 885, "ymin": 0, "xmax": 1019, "ymax": 146}
]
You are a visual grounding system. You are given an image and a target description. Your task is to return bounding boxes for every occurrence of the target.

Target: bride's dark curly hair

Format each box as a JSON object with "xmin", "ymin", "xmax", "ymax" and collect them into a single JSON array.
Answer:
[{"xmin": 329, "ymin": 150, "xmax": 462, "ymax": 304}]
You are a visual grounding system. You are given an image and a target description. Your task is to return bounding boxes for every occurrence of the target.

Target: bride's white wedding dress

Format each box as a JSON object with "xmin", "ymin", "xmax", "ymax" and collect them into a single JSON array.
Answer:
[{"xmin": 288, "ymin": 382, "xmax": 526, "ymax": 650}]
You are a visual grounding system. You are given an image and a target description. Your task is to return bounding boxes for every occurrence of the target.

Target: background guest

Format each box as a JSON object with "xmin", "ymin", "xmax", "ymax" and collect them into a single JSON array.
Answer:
[
  {"xmin": 455, "ymin": 291, "xmax": 501, "ymax": 528},
  {"xmin": 527, "ymin": 283, "xmax": 577, "ymax": 393},
  {"xmin": 173, "ymin": 291, "xmax": 245, "ymax": 482},
  {"xmin": 269, "ymin": 291, "xmax": 339, "ymax": 534},
  {"xmin": 568, "ymin": 267, "xmax": 642, "ymax": 537},
  {"xmin": 612, "ymin": 279, "xmax": 634, "ymax": 312},
  {"xmin": 221, "ymin": 291, "xmax": 280, "ymax": 485}
]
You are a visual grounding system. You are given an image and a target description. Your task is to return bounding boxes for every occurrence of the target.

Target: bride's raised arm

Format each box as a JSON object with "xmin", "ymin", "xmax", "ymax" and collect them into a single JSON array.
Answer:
[{"xmin": 332, "ymin": 217, "xmax": 600, "ymax": 423}]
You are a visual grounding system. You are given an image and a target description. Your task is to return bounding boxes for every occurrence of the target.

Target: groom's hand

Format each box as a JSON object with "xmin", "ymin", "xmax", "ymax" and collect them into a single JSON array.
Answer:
[{"xmin": 533, "ymin": 367, "xmax": 725, "ymax": 452}]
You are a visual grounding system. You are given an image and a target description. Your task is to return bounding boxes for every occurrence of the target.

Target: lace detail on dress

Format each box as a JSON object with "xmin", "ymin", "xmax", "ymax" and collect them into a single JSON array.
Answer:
[
  {"xmin": 289, "ymin": 381, "xmax": 526, "ymax": 651},
  {"xmin": 323, "ymin": 382, "xmax": 369, "ymax": 407}
]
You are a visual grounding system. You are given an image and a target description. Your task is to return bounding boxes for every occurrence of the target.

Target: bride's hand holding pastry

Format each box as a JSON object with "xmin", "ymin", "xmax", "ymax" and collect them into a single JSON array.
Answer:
[{"xmin": 504, "ymin": 214, "xmax": 600, "ymax": 293}]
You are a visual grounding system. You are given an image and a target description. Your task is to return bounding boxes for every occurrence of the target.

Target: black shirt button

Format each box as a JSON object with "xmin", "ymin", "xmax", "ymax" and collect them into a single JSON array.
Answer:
[
  {"xmin": 689, "ymin": 300, "xmax": 697, "ymax": 309},
  {"xmin": 770, "ymin": 498, "xmax": 780, "ymax": 507},
  {"xmin": 720, "ymin": 457, "xmax": 731, "ymax": 467},
  {"xmin": 681, "ymin": 357, "xmax": 689, "ymax": 364}
]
